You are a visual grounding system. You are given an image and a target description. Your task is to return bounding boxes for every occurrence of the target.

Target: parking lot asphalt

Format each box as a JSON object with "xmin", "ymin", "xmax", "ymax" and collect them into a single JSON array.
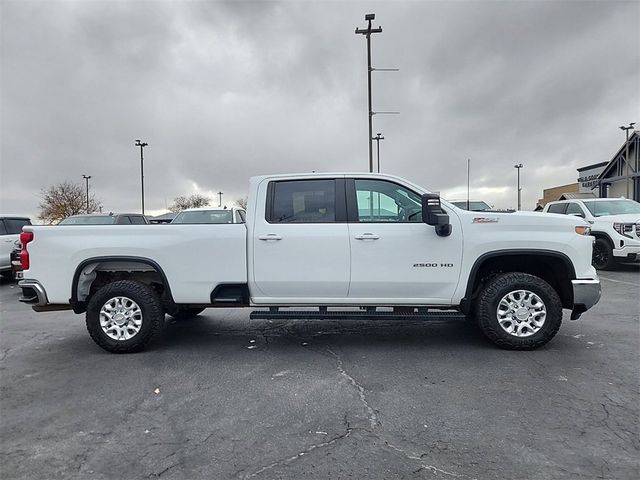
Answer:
[{"xmin": 1, "ymin": 265, "xmax": 638, "ymax": 480}]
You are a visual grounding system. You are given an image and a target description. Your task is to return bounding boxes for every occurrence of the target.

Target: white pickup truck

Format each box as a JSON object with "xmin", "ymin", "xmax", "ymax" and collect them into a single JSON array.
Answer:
[{"xmin": 19, "ymin": 173, "xmax": 601, "ymax": 353}]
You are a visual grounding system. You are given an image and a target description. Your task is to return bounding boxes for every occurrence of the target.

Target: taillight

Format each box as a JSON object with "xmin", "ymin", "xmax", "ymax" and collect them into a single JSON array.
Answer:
[{"xmin": 20, "ymin": 231, "xmax": 34, "ymax": 270}]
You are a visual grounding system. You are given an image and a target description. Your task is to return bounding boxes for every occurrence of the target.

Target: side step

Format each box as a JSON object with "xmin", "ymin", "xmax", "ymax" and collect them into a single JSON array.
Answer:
[{"xmin": 249, "ymin": 307, "xmax": 466, "ymax": 321}]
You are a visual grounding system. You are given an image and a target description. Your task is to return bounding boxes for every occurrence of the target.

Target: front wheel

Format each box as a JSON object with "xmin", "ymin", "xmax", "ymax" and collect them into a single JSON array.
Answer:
[
  {"xmin": 86, "ymin": 280, "xmax": 165, "ymax": 353},
  {"xmin": 592, "ymin": 238, "xmax": 616, "ymax": 270},
  {"xmin": 475, "ymin": 272, "xmax": 562, "ymax": 350}
]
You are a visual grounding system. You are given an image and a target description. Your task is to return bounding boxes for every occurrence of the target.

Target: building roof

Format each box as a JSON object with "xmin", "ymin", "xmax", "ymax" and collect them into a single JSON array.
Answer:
[
  {"xmin": 151, "ymin": 212, "xmax": 177, "ymax": 220},
  {"xmin": 577, "ymin": 161, "xmax": 608, "ymax": 172},
  {"xmin": 558, "ymin": 192, "xmax": 597, "ymax": 200},
  {"xmin": 598, "ymin": 130, "xmax": 638, "ymax": 180}
]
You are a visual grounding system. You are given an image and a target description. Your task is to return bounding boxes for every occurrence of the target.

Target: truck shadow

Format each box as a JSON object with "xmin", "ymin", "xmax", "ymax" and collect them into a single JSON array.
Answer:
[{"xmin": 154, "ymin": 315, "xmax": 490, "ymax": 351}]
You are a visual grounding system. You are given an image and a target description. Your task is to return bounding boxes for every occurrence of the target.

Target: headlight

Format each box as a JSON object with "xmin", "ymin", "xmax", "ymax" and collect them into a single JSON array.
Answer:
[
  {"xmin": 575, "ymin": 226, "xmax": 591, "ymax": 235},
  {"xmin": 613, "ymin": 223, "xmax": 634, "ymax": 238}
]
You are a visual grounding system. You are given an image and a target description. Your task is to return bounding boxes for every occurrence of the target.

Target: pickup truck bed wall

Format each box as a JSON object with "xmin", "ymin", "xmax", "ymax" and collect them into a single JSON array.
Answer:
[{"xmin": 27, "ymin": 224, "xmax": 247, "ymax": 304}]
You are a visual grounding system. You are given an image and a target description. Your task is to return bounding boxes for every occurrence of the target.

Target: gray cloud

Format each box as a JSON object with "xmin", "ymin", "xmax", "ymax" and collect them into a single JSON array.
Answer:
[{"xmin": 1, "ymin": 0, "xmax": 639, "ymax": 217}]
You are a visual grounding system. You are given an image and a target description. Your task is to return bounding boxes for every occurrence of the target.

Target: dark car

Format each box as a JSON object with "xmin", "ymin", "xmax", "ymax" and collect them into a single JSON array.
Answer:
[{"xmin": 59, "ymin": 213, "xmax": 149, "ymax": 225}]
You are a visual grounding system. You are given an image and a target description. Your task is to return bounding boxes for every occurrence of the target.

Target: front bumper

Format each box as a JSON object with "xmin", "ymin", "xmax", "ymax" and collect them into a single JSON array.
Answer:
[
  {"xmin": 612, "ymin": 244, "xmax": 640, "ymax": 258},
  {"xmin": 570, "ymin": 278, "xmax": 601, "ymax": 320}
]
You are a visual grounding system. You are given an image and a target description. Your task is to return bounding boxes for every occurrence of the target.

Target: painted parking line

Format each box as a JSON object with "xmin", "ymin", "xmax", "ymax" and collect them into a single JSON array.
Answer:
[{"xmin": 598, "ymin": 276, "xmax": 640, "ymax": 287}]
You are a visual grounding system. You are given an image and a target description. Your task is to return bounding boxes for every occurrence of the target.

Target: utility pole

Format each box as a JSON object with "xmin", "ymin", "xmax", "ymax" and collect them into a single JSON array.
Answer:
[
  {"xmin": 514, "ymin": 163, "xmax": 523, "ymax": 211},
  {"xmin": 82, "ymin": 174, "xmax": 91, "ymax": 212},
  {"xmin": 356, "ymin": 14, "xmax": 382, "ymax": 173},
  {"xmin": 619, "ymin": 122, "xmax": 636, "ymax": 199},
  {"xmin": 466, "ymin": 159, "xmax": 470, "ymax": 211},
  {"xmin": 218, "ymin": 191, "xmax": 223, "ymax": 207},
  {"xmin": 135, "ymin": 140, "xmax": 148, "ymax": 215},
  {"xmin": 373, "ymin": 133, "xmax": 384, "ymax": 172}
]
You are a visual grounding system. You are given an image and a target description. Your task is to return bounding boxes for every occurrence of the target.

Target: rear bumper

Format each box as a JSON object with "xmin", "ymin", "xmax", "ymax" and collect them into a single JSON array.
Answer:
[
  {"xmin": 570, "ymin": 278, "xmax": 601, "ymax": 320},
  {"xmin": 18, "ymin": 279, "xmax": 48, "ymax": 305}
]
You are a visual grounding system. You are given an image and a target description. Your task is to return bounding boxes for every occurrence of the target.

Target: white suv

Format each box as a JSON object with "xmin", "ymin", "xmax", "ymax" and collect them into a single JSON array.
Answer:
[{"xmin": 543, "ymin": 198, "xmax": 640, "ymax": 270}]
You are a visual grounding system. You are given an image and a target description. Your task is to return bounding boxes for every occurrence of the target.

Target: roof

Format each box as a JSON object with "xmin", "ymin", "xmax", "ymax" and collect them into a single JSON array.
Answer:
[
  {"xmin": 558, "ymin": 192, "xmax": 597, "ymax": 200},
  {"xmin": 151, "ymin": 212, "xmax": 176, "ymax": 220},
  {"xmin": 177, "ymin": 207, "xmax": 241, "ymax": 212},
  {"xmin": 577, "ymin": 161, "xmax": 608, "ymax": 172},
  {"xmin": 598, "ymin": 130, "xmax": 639, "ymax": 180}
]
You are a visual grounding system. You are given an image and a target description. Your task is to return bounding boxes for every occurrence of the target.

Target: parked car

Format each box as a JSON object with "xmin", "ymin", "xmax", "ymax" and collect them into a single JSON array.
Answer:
[
  {"xmin": 1, "ymin": 216, "xmax": 31, "ymax": 279},
  {"xmin": 10, "ymin": 240, "xmax": 22, "ymax": 280},
  {"xmin": 542, "ymin": 198, "xmax": 640, "ymax": 270},
  {"xmin": 59, "ymin": 213, "xmax": 149, "ymax": 225},
  {"xmin": 170, "ymin": 207, "xmax": 246, "ymax": 224},
  {"xmin": 449, "ymin": 200, "xmax": 492, "ymax": 211},
  {"xmin": 19, "ymin": 172, "xmax": 600, "ymax": 353}
]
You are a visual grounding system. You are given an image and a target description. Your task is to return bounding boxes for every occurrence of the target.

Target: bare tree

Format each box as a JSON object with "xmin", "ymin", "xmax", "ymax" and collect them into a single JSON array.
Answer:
[
  {"xmin": 235, "ymin": 196, "xmax": 248, "ymax": 209},
  {"xmin": 38, "ymin": 181, "xmax": 102, "ymax": 224},
  {"xmin": 169, "ymin": 193, "xmax": 211, "ymax": 212}
]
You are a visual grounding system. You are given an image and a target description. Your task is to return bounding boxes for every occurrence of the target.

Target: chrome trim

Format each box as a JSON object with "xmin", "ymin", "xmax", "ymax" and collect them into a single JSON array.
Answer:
[
  {"xmin": 18, "ymin": 279, "xmax": 49, "ymax": 306},
  {"xmin": 571, "ymin": 278, "xmax": 601, "ymax": 312}
]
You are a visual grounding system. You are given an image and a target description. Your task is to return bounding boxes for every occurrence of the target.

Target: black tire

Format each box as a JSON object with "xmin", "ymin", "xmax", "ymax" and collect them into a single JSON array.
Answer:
[
  {"xmin": 86, "ymin": 280, "xmax": 165, "ymax": 353},
  {"xmin": 476, "ymin": 272, "xmax": 562, "ymax": 350},
  {"xmin": 592, "ymin": 237, "xmax": 616, "ymax": 270},
  {"xmin": 1, "ymin": 270, "xmax": 13, "ymax": 279},
  {"xmin": 168, "ymin": 307, "xmax": 205, "ymax": 320}
]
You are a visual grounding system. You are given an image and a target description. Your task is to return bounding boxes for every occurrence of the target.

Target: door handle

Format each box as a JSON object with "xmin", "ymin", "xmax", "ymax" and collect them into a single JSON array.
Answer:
[
  {"xmin": 354, "ymin": 233, "xmax": 379, "ymax": 240},
  {"xmin": 258, "ymin": 234, "xmax": 282, "ymax": 241}
]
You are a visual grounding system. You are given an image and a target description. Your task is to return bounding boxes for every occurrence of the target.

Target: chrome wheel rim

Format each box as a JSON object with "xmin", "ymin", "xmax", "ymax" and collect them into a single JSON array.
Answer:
[
  {"xmin": 496, "ymin": 290, "xmax": 546, "ymax": 337},
  {"xmin": 99, "ymin": 296, "xmax": 143, "ymax": 341}
]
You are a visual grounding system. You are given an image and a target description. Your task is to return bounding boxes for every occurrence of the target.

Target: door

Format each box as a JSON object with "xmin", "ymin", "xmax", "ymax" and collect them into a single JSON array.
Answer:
[
  {"xmin": 347, "ymin": 179, "xmax": 463, "ymax": 303},
  {"xmin": 252, "ymin": 178, "xmax": 351, "ymax": 300}
]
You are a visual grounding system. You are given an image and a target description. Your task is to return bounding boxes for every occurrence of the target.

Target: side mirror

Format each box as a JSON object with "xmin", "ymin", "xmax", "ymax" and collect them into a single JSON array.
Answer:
[
  {"xmin": 421, "ymin": 193, "xmax": 452, "ymax": 237},
  {"xmin": 568, "ymin": 212, "xmax": 585, "ymax": 218}
]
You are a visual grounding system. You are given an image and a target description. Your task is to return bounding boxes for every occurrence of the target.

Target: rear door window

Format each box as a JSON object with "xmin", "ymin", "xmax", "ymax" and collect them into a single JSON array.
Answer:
[{"xmin": 268, "ymin": 180, "xmax": 336, "ymax": 223}]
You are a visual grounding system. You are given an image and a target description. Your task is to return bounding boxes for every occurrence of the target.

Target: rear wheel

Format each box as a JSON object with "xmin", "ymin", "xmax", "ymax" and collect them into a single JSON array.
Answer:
[
  {"xmin": 476, "ymin": 272, "xmax": 562, "ymax": 350},
  {"xmin": 592, "ymin": 238, "xmax": 615, "ymax": 270},
  {"xmin": 86, "ymin": 280, "xmax": 165, "ymax": 353}
]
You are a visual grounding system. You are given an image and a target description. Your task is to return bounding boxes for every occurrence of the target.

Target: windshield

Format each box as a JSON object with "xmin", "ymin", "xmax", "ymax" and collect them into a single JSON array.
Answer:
[
  {"xmin": 171, "ymin": 210, "xmax": 234, "ymax": 224},
  {"xmin": 59, "ymin": 216, "xmax": 116, "ymax": 225},
  {"xmin": 582, "ymin": 200, "xmax": 640, "ymax": 217}
]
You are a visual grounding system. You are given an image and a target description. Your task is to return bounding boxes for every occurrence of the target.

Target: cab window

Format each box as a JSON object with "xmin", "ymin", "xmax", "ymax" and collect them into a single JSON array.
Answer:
[
  {"xmin": 547, "ymin": 203, "xmax": 567, "ymax": 214},
  {"xmin": 565, "ymin": 203, "xmax": 584, "ymax": 217},
  {"xmin": 268, "ymin": 180, "xmax": 336, "ymax": 223},
  {"xmin": 354, "ymin": 179, "xmax": 422, "ymax": 223}
]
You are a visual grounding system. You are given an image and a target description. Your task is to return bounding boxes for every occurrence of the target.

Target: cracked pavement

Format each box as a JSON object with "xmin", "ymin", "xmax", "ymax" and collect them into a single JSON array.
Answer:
[{"xmin": 1, "ymin": 264, "xmax": 638, "ymax": 479}]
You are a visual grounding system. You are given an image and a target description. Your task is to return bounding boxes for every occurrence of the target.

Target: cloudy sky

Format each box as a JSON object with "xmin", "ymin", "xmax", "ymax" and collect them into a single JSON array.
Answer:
[{"xmin": 1, "ymin": 0, "xmax": 638, "ymax": 218}]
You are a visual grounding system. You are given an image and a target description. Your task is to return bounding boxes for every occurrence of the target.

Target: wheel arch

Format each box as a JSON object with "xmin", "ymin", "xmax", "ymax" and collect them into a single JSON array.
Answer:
[
  {"xmin": 70, "ymin": 256, "xmax": 174, "ymax": 313},
  {"xmin": 461, "ymin": 250, "xmax": 576, "ymax": 313}
]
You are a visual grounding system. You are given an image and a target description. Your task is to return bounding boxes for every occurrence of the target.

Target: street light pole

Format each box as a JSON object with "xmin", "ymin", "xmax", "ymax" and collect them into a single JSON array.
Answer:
[
  {"xmin": 356, "ymin": 14, "xmax": 382, "ymax": 173},
  {"xmin": 619, "ymin": 122, "xmax": 636, "ymax": 199},
  {"xmin": 82, "ymin": 174, "xmax": 91, "ymax": 212},
  {"xmin": 514, "ymin": 164, "xmax": 523, "ymax": 211},
  {"xmin": 135, "ymin": 140, "xmax": 148, "ymax": 215},
  {"xmin": 218, "ymin": 191, "xmax": 223, "ymax": 207},
  {"xmin": 372, "ymin": 133, "xmax": 384, "ymax": 172}
]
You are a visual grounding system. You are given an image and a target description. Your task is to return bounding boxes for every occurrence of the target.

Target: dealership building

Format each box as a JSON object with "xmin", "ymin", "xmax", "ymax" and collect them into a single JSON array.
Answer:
[{"xmin": 537, "ymin": 130, "xmax": 639, "ymax": 209}]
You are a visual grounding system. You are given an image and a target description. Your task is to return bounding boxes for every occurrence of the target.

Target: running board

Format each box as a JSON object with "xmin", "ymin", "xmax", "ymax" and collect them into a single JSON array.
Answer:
[{"xmin": 249, "ymin": 308, "xmax": 466, "ymax": 321}]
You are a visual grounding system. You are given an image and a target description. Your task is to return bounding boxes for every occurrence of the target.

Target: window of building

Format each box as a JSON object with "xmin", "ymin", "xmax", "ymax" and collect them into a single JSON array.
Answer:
[
  {"xmin": 354, "ymin": 179, "xmax": 422, "ymax": 223},
  {"xmin": 268, "ymin": 180, "xmax": 336, "ymax": 223}
]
